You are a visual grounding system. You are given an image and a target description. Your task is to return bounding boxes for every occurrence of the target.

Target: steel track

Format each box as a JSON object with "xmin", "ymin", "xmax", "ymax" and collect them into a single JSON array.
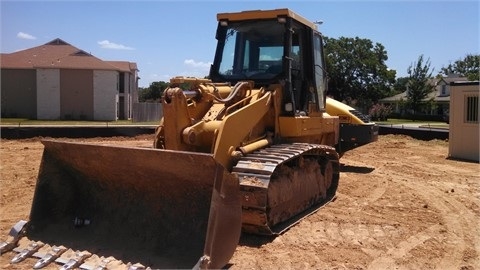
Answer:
[{"xmin": 233, "ymin": 143, "xmax": 340, "ymax": 235}]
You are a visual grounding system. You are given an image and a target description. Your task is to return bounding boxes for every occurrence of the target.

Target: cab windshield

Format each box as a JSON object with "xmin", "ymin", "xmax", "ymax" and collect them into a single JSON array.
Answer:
[{"xmin": 215, "ymin": 20, "xmax": 285, "ymax": 81}]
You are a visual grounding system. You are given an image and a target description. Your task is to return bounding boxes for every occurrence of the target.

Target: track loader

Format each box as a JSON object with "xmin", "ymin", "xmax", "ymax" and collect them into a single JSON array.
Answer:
[{"xmin": 1, "ymin": 8, "xmax": 377, "ymax": 269}]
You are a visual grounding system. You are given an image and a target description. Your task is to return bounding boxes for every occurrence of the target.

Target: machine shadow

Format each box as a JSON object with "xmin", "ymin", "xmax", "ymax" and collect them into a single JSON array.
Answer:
[
  {"xmin": 238, "ymin": 233, "xmax": 276, "ymax": 248},
  {"xmin": 340, "ymin": 163, "xmax": 375, "ymax": 174}
]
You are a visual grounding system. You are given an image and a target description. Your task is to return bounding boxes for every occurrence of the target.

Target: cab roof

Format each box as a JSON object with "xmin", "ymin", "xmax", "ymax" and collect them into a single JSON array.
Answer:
[{"xmin": 217, "ymin": 8, "xmax": 317, "ymax": 30}]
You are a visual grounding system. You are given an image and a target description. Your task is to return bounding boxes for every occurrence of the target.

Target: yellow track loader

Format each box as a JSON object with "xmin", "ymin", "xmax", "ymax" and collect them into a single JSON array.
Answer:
[{"xmin": 1, "ymin": 8, "xmax": 377, "ymax": 269}]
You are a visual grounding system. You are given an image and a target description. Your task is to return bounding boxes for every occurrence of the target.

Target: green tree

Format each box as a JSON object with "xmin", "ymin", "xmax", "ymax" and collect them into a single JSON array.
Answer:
[
  {"xmin": 440, "ymin": 54, "xmax": 480, "ymax": 80},
  {"xmin": 406, "ymin": 55, "xmax": 434, "ymax": 114},
  {"xmin": 139, "ymin": 81, "xmax": 169, "ymax": 102},
  {"xmin": 324, "ymin": 36, "xmax": 396, "ymax": 111},
  {"xmin": 393, "ymin": 77, "xmax": 409, "ymax": 93}
]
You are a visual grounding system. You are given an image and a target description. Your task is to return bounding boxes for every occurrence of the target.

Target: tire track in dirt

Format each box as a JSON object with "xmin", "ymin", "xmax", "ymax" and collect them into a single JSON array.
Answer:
[
  {"xmin": 338, "ymin": 148, "xmax": 479, "ymax": 270},
  {"xmin": 365, "ymin": 163, "xmax": 479, "ymax": 270},
  {"xmin": 307, "ymin": 220, "xmax": 401, "ymax": 245},
  {"xmin": 366, "ymin": 224, "xmax": 442, "ymax": 269}
]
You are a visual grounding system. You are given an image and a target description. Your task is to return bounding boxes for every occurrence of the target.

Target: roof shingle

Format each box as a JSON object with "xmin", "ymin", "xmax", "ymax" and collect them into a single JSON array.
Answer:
[{"xmin": 1, "ymin": 38, "xmax": 136, "ymax": 72}]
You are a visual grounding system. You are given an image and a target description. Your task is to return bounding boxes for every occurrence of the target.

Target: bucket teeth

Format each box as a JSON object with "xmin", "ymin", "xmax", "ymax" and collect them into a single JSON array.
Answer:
[
  {"xmin": 0, "ymin": 242, "xmax": 13, "ymax": 255},
  {"xmin": 88, "ymin": 257, "xmax": 114, "ymax": 270},
  {"xmin": 58, "ymin": 251, "xmax": 92, "ymax": 270},
  {"xmin": 1, "ymin": 221, "xmax": 148, "ymax": 269},
  {"xmin": 33, "ymin": 245, "xmax": 67, "ymax": 269},
  {"xmin": 0, "ymin": 220, "xmax": 28, "ymax": 255},
  {"xmin": 11, "ymin": 241, "xmax": 44, "ymax": 263},
  {"xmin": 127, "ymin": 263, "xmax": 149, "ymax": 270}
]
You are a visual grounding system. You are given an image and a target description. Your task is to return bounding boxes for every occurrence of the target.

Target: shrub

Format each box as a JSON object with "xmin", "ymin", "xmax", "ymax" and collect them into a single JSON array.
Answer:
[{"xmin": 369, "ymin": 103, "xmax": 392, "ymax": 121}]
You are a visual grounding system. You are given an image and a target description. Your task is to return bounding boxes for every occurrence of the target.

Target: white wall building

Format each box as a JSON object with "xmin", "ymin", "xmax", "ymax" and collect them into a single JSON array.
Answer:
[{"xmin": 448, "ymin": 81, "xmax": 479, "ymax": 162}]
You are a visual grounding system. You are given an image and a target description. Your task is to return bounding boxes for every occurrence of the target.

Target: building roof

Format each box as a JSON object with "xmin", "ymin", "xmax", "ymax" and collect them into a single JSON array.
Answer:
[
  {"xmin": 450, "ymin": 80, "xmax": 480, "ymax": 86},
  {"xmin": 380, "ymin": 75, "xmax": 469, "ymax": 103},
  {"xmin": 106, "ymin": 61, "xmax": 138, "ymax": 72},
  {"xmin": 380, "ymin": 91, "xmax": 408, "ymax": 102},
  {"xmin": 1, "ymin": 38, "xmax": 137, "ymax": 72},
  {"xmin": 436, "ymin": 75, "xmax": 468, "ymax": 94}
]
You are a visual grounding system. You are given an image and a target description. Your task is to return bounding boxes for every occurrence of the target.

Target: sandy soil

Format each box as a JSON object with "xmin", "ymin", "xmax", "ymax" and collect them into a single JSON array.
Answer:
[{"xmin": 0, "ymin": 134, "xmax": 479, "ymax": 269}]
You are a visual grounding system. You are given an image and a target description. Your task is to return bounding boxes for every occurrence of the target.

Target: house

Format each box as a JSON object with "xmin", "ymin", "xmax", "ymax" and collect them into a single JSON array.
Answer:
[
  {"xmin": 448, "ymin": 81, "xmax": 479, "ymax": 162},
  {"xmin": 379, "ymin": 74, "xmax": 468, "ymax": 118},
  {"xmin": 1, "ymin": 38, "xmax": 139, "ymax": 121}
]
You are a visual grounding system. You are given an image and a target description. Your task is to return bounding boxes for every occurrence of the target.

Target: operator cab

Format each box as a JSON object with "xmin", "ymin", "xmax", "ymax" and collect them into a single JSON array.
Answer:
[{"xmin": 210, "ymin": 9, "xmax": 328, "ymax": 115}]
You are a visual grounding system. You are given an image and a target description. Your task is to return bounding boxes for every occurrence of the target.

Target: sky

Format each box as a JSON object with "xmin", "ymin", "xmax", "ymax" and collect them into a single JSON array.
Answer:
[{"xmin": 1, "ymin": 0, "xmax": 479, "ymax": 88}]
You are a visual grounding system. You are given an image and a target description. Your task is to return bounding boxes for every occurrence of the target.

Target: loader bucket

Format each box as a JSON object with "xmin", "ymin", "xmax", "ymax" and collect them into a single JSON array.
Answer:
[{"xmin": 27, "ymin": 140, "xmax": 242, "ymax": 269}]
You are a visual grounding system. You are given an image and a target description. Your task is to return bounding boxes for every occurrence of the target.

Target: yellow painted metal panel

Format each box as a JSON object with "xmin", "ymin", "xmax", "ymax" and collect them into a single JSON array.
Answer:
[
  {"xmin": 217, "ymin": 8, "xmax": 317, "ymax": 30},
  {"xmin": 326, "ymin": 97, "xmax": 364, "ymax": 124},
  {"xmin": 278, "ymin": 116, "xmax": 337, "ymax": 137}
]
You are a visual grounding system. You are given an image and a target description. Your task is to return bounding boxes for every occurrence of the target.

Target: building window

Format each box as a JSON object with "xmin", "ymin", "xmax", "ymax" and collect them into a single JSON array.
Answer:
[
  {"xmin": 119, "ymin": 73, "xmax": 125, "ymax": 93},
  {"xmin": 465, "ymin": 95, "xmax": 479, "ymax": 123},
  {"xmin": 441, "ymin": 85, "xmax": 447, "ymax": 96}
]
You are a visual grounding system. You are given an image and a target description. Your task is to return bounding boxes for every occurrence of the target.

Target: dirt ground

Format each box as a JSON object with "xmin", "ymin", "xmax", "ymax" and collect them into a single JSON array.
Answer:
[{"xmin": 0, "ymin": 134, "xmax": 479, "ymax": 269}]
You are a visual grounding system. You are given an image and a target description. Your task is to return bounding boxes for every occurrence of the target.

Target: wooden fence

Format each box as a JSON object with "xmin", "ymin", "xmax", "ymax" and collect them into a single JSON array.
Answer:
[{"xmin": 132, "ymin": 102, "xmax": 162, "ymax": 122}]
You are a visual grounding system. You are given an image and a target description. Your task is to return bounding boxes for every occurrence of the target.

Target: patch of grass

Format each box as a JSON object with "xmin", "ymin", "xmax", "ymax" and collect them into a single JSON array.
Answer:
[
  {"xmin": 376, "ymin": 118, "xmax": 425, "ymax": 124},
  {"xmin": 376, "ymin": 118, "xmax": 449, "ymax": 129},
  {"xmin": 0, "ymin": 118, "xmax": 158, "ymax": 126},
  {"xmin": 377, "ymin": 118, "xmax": 446, "ymax": 124}
]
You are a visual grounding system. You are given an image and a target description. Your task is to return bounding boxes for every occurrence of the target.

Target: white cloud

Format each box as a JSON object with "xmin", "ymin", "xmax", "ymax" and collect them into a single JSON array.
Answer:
[
  {"xmin": 184, "ymin": 59, "xmax": 212, "ymax": 69},
  {"xmin": 17, "ymin": 32, "xmax": 36, "ymax": 40},
  {"xmin": 98, "ymin": 40, "xmax": 134, "ymax": 50}
]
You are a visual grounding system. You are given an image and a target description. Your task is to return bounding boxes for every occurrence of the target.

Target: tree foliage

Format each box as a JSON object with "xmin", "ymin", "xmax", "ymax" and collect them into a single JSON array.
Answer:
[
  {"xmin": 440, "ymin": 54, "xmax": 480, "ymax": 81},
  {"xmin": 138, "ymin": 81, "xmax": 169, "ymax": 102},
  {"xmin": 393, "ymin": 77, "xmax": 409, "ymax": 93},
  {"xmin": 324, "ymin": 36, "xmax": 396, "ymax": 111},
  {"xmin": 406, "ymin": 55, "xmax": 434, "ymax": 114}
]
